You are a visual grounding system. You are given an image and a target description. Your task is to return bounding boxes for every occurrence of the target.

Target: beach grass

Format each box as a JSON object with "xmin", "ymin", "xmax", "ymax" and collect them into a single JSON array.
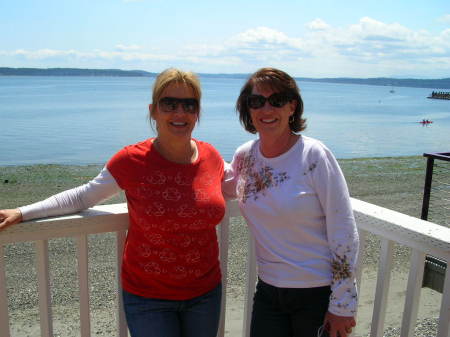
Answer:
[{"xmin": 0, "ymin": 155, "xmax": 428, "ymax": 216}]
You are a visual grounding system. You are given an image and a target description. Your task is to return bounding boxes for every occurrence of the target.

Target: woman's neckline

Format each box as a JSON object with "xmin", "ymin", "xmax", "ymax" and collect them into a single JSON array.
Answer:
[
  {"xmin": 258, "ymin": 133, "xmax": 301, "ymax": 159},
  {"xmin": 151, "ymin": 138, "xmax": 200, "ymax": 165}
]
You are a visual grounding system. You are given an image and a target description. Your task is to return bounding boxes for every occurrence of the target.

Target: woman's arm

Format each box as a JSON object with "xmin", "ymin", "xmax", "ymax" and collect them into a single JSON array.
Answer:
[
  {"xmin": 311, "ymin": 145, "xmax": 359, "ymax": 313},
  {"xmin": 0, "ymin": 167, "xmax": 121, "ymax": 229},
  {"xmin": 310, "ymin": 145, "xmax": 359, "ymax": 337},
  {"xmin": 222, "ymin": 159, "xmax": 238, "ymax": 200}
]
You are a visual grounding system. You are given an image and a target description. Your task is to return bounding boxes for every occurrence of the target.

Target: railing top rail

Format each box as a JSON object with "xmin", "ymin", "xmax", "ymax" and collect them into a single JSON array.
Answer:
[
  {"xmin": 1, "ymin": 199, "xmax": 449, "ymax": 259},
  {"xmin": 351, "ymin": 198, "xmax": 450, "ymax": 258},
  {"xmin": 423, "ymin": 152, "xmax": 450, "ymax": 161},
  {"xmin": 0, "ymin": 203, "xmax": 129, "ymax": 244}
]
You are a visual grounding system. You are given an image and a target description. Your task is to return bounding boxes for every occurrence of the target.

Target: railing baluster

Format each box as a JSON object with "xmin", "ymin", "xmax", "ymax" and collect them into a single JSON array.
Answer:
[
  {"xmin": 217, "ymin": 209, "xmax": 230, "ymax": 337},
  {"xmin": 36, "ymin": 239, "xmax": 53, "ymax": 337},
  {"xmin": 355, "ymin": 229, "xmax": 367, "ymax": 291},
  {"xmin": 116, "ymin": 230, "xmax": 128, "ymax": 337},
  {"xmin": 0, "ymin": 244, "xmax": 11, "ymax": 337},
  {"xmin": 350, "ymin": 228, "xmax": 367, "ymax": 337},
  {"xmin": 400, "ymin": 249, "xmax": 425, "ymax": 337},
  {"xmin": 76, "ymin": 234, "xmax": 91, "ymax": 337},
  {"xmin": 243, "ymin": 234, "xmax": 256, "ymax": 337},
  {"xmin": 437, "ymin": 260, "xmax": 450, "ymax": 337},
  {"xmin": 370, "ymin": 238, "xmax": 394, "ymax": 337}
]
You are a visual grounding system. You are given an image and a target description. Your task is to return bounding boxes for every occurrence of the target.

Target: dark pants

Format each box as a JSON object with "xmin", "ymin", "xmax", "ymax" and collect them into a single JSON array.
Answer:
[
  {"xmin": 122, "ymin": 283, "xmax": 222, "ymax": 337},
  {"xmin": 250, "ymin": 279, "xmax": 331, "ymax": 337}
]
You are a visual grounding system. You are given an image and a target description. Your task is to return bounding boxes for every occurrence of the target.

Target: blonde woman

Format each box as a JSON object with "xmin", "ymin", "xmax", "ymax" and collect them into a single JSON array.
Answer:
[{"xmin": 0, "ymin": 69, "xmax": 226, "ymax": 337}]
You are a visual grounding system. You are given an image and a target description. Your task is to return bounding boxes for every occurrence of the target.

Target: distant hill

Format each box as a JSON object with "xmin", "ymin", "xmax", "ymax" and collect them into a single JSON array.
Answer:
[
  {"xmin": 0, "ymin": 67, "xmax": 156, "ymax": 77},
  {"xmin": 1, "ymin": 67, "xmax": 449, "ymax": 89},
  {"xmin": 295, "ymin": 77, "xmax": 450, "ymax": 89}
]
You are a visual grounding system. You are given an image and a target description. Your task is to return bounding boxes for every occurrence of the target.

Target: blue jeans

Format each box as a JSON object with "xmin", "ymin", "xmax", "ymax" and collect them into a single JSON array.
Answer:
[
  {"xmin": 250, "ymin": 279, "xmax": 331, "ymax": 337},
  {"xmin": 122, "ymin": 283, "xmax": 222, "ymax": 337}
]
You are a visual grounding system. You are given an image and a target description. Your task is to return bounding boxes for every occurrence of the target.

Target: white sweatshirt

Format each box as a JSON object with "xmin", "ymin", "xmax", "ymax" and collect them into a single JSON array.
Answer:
[{"xmin": 223, "ymin": 135, "xmax": 359, "ymax": 316}]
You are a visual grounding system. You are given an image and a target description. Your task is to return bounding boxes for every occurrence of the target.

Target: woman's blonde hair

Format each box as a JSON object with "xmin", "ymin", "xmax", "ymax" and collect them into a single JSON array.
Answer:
[{"xmin": 150, "ymin": 68, "xmax": 202, "ymax": 119}]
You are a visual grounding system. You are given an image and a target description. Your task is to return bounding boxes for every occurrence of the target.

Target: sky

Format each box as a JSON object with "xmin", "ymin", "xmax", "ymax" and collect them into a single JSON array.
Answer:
[{"xmin": 1, "ymin": 0, "xmax": 450, "ymax": 78}]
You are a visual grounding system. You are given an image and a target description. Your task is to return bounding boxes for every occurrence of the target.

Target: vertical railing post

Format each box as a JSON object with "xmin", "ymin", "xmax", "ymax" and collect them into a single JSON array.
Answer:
[
  {"xmin": 400, "ymin": 250, "xmax": 426, "ymax": 336},
  {"xmin": 370, "ymin": 238, "xmax": 394, "ymax": 337},
  {"xmin": 350, "ymin": 228, "xmax": 367, "ymax": 337},
  {"xmin": 355, "ymin": 229, "xmax": 367, "ymax": 291},
  {"xmin": 0, "ymin": 244, "xmax": 11, "ymax": 337},
  {"xmin": 76, "ymin": 234, "xmax": 91, "ymax": 337},
  {"xmin": 116, "ymin": 230, "xmax": 128, "ymax": 337},
  {"xmin": 36, "ymin": 240, "xmax": 53, "ymax": 337},
  {"xmin": 242, "ymin": 234, "xmax": 256, "ymax": 337},
  {"xmin": 217, "ymin": 209, "xmax": 230, "ymax": 337},
  {"xmin": 437, "ymin": 258, "xmax": 450, "ymax": 337},
  {"xmin": 421, "ymin": 156, "xmax": 434, "ymax": 221}
]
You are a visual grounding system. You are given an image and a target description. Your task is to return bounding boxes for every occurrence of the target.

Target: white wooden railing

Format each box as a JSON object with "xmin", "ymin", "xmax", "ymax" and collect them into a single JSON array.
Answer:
[{"xmin": 0, "ymin": 199, "xmax": 449, "ymax": 337}]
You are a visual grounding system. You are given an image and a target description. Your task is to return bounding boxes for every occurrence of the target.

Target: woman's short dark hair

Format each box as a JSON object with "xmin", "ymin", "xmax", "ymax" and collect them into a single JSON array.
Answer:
[{"xmin": 236, "ymin": 67, "xmax": 306, "ymax": 134}]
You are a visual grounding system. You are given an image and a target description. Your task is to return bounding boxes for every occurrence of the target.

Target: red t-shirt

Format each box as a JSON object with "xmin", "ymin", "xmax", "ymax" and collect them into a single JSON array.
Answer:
[{"xmin": 107, "ymin": 138, "xmax": 225, "ymax": 300}]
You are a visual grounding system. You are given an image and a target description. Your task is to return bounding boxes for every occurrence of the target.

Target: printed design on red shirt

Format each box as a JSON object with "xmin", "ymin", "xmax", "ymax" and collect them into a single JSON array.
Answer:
[
  {"xmin": 143, "ymin": 232, "xmax": 165, "ymax": 246},
  {"xmin": 162, "ymin": 187, "xmax": 182, "ymax": 201},
  {"xmin": 194, "ymin": 189, "xmax": 210, "ymax": 201},
  {"xmin": 137, "ymin": 217, "xmax": 215, "ymax": 232},
  {"xmin": 145, "ymin": 170, "xmax": 167, "ymax": 184},
  {"xmin": 175, "ymin": 171, "xmax": 194, "ymax": 186},
  {"xmin": 236, "ymin": 152, "xmax": 290, "ymax": 203},
  {"xmin": 177, "ymin": 204, "xmax": 199, "ymax": 217},
  {"xmin": 145, "ymin": 202, "xmax": 166, "ymax": 216},
  {"xmin": 136, "ymin": 236, "xmax": 215, "ymax": 280}
]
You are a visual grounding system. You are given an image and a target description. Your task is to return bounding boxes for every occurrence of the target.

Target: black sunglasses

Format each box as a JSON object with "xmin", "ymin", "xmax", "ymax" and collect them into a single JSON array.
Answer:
[
  {"xmin": 247, "ymin": 92, "xmax": 293, "ymax": 109},
  {"xmin": 158, "ymin": 97, "xmax": 199, "ymax": 114}
]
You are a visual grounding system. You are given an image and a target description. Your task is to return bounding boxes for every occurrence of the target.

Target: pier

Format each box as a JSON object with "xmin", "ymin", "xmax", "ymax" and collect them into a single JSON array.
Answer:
[{"xmin": 428, "ymin": 91, "xmax": 450, "ymax": 100}]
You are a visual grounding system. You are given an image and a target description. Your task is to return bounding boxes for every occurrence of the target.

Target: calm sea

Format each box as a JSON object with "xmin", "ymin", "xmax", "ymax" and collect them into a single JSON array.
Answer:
[{"xmin": 1, "ymin": 76, "xmax": 449, "ymax": 166}]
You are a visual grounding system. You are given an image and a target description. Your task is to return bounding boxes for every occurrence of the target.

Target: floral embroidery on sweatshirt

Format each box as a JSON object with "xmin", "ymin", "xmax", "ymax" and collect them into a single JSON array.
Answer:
[
  {"xmin": 331, "ymin": 253, "xmax": 352, "ymax": 281},
  {"xmin": 236, "ymin": 152, "xmax": 290, "ymax": 203},
  {"xmin": 329, "ymin": 241, "xmax": 358, "ymax": 314}
]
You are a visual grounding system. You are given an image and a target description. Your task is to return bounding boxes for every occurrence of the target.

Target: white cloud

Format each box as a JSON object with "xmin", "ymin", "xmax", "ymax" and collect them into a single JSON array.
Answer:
[
  {"xmin": 185, "ymin": 27, "xmax": 307, "ymax": 62},
  {"xmin": 2, "ymin": 17, "xmax": 450, "ymax": 77},
  {"xmin": 115, "ymin": 44, "xmax": 141, "ymax": 51},
  {"xmin": 4, "ymin": 48, "xmax": 178, "ymax": 63},
  {"xmin": 306, "ymin": 19, "xmax": 330, "ymax": 31},
  {"xmin": 438, "ymin": 14, "xmax": 450, "ymax": 24}
]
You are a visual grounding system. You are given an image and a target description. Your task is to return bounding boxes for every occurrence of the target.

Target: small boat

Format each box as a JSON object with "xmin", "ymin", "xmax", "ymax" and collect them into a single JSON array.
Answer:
[{"xmin": 418, "ymin": 119, "xmax": 433, "ymax": 124}]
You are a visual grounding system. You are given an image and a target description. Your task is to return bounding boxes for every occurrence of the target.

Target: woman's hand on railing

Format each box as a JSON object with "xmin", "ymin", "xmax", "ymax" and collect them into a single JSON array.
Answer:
[{"xmin": 0, "ymin": 209, "xmax": 23, "ymax": 230}]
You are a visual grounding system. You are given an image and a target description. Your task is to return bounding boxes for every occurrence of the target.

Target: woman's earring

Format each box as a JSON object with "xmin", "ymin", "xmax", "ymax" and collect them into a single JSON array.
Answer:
[{"xmin": 289, "ymin": 115, "xmax": 295, "ymax": 124}]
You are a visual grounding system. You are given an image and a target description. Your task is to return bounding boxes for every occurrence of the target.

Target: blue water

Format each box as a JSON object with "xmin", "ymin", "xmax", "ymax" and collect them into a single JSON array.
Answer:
[{"xmin": 1, "ymin": 76, "xmax": 449, "ymax": 165}]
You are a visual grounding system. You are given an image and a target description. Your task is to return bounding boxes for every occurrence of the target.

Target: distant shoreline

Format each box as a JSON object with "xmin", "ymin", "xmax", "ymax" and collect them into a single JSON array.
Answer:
[{"xmin": 1, "ymin": 67, "xmax": 450, "ymax": 89}]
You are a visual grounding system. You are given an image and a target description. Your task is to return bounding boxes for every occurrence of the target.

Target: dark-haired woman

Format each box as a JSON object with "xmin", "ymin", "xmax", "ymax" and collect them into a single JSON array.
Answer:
[{"xmin": 224, "ymin": 67, "xmax": 359, "ymax": 337}]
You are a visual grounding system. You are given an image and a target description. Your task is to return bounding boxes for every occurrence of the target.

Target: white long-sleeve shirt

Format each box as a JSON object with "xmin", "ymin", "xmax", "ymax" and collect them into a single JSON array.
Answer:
[
  {"xmin": 223, "ymin": 135, "xmax": 359, "ymax": 316},
  {"xmin": 19, "ymin": 167, "xmax": 121, "ymax": 220}
]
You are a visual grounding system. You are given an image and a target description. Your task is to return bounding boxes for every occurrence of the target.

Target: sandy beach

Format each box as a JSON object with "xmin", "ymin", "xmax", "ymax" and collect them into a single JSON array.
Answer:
[{"xmin": 0, "ymin": 156, "xmax": 445, "ymax": 336}]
